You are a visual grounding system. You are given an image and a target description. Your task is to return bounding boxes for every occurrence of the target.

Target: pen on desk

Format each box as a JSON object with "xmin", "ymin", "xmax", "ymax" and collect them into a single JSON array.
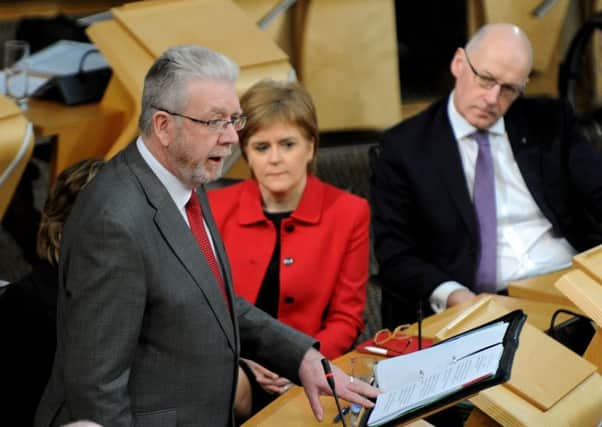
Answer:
[
  {"xmin": 333, "ymin": 405, "xmax": 350, "ymax": 423},
  {"xmin": 363, "ymin": 346, "xmax": 402, "ymax": 357}
]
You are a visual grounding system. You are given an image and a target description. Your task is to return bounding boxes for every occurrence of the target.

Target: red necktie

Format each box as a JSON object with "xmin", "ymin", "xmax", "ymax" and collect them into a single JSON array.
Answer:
[{"xmin": 186, "ymin": 192, "xmax": 229, "ymax": 308}]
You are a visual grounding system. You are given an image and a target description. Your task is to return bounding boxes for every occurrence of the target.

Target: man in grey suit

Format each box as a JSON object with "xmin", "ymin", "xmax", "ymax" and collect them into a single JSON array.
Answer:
[{"xmin": 35, "ymin": 45, "xmax": 377, "ymax": 426}]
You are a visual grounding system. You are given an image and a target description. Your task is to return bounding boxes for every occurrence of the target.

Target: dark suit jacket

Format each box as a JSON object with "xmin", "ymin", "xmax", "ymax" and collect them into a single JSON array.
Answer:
[
  {"xmin": 0, "ymin": 261, "xmax": 57, "ymax": 427},
  {"xmin": 371, "ymin": 96, "xmax": 602, "ymax": 323},
  {"xmin": 35, "ymin": 143, "xmax": 315, "ymax": 427}
]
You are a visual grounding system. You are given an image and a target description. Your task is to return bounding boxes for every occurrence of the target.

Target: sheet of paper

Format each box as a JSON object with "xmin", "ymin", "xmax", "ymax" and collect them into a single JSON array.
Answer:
[
  {"xmin": 0, "ymin": 71, "xmax": 49, "ymax": 97},
  {"xmin": 368, "ymin": 344, "xmax": 504, "ymax": 427},
  {"xmin": 25, "ymin": 40, "xmax": 109, "ymax": 76},
  {"xmin": 376, "ymin": 321, "xmax": 508, "ymax": 391}
]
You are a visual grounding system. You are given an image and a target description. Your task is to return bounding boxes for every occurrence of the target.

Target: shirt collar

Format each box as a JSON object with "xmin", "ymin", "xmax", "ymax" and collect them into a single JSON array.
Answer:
[
  {"xmin": 136, "ymin": 137, "xmax": 192, "ymax": 211},
  {"xmin": 447, "ymin": 91, "xmax": 506, "ymax": 141}
]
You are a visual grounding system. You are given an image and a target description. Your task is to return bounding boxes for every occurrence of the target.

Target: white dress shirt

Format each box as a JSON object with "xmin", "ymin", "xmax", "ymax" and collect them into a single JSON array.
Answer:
[{"xmin": 429, "ymin": 94, "xmax": 576, "ymax": 312}]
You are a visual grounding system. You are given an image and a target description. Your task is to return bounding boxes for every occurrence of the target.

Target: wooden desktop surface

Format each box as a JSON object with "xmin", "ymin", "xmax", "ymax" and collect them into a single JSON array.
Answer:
[
  {"xmin": 242, "ymin": 349, "xmax": 430, "ymax": 427},
  {"xmin": 243, "ymin": 294, "xmax": 592, "ymax": 426}
]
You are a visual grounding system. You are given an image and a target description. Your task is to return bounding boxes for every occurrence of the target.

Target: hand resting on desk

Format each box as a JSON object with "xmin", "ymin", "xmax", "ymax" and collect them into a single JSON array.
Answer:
[
  {"xmin": 298, "ymin": 348, "xmax": 380, "ymax": 421},
  {"xmin": 447, "ymin": 288, "xmax": 477, "ymax": 307}
]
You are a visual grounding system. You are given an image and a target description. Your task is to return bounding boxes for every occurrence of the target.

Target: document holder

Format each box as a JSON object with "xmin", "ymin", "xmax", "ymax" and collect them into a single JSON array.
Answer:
[
  {"xmin": 433, "ymin": 296, "xmax": 601, "ymax": 426},
  {"xmin": 362, "ymin": 310, "xmax": 526, "ymax": 427}
]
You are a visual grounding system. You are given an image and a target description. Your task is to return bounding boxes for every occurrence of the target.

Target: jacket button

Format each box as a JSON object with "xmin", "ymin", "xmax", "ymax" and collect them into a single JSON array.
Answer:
[
  {"xmin": 283, "ymin": 257, "xmax": 294, "ymax": 266},
  {"xmin": 285, "ymin": 224, "xmax": 295, "ymax": 233},
  {"xmin": 284, "ymin": 296, "xmax": 295, "ymax": 304}
]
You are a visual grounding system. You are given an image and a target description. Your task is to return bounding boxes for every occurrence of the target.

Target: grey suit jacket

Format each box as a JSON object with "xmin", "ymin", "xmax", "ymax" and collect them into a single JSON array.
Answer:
[{"xmin": 35, "ymin": 143, "xmax": 315, "ymax": 427}]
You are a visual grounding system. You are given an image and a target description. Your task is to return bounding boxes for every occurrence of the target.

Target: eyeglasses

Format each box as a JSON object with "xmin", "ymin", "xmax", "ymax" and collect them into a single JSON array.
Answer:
[
  {"xmin": 374, "ymin": 324, "xmax": 411, "ymax": 346},
  {"xmin": 464, "ymin": 52, "xmax": 524, "ymax": 101},
  {"xmin": 152, "ymin": 106, "xmax": 247, "ymax": 132}
]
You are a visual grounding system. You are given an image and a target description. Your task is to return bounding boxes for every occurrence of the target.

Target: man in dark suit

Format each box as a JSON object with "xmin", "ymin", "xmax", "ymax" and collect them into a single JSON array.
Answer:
[
  {"xmin": 372, "ymin": 23, "xmax": 602, "ymax": 326},
  {"xmin": 35, "ymin": 45, "xmax": 377, "ymax": 426}
]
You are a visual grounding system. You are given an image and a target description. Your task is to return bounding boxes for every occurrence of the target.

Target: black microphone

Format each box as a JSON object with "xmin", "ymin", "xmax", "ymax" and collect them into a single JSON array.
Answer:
[
  {"xmin": 417, "ymin": 299, "xmax": 423, "ymax": 350},
  {"xmin": 321, "ymin": 358, "xmax": 348, "ymax": 427}
]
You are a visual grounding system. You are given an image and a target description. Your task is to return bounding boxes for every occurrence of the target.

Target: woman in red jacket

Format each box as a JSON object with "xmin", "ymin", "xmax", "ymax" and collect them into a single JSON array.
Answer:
[{"xmin": 208, "ymin": 80, "xmax": 369, "ymax": 405}]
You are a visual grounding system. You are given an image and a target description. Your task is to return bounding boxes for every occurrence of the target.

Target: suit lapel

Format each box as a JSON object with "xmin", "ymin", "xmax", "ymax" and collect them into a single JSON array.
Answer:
[
  {"xmin": 430, "ymin": 101, "xmax": 478, "ymax": 239},
  {"xmin": 505, "ymin": 103, "xmax": 554, "ymax": 221},
  {"xmin": 124, "ymin": 144, "xmax": 236, "ymax": 351}
]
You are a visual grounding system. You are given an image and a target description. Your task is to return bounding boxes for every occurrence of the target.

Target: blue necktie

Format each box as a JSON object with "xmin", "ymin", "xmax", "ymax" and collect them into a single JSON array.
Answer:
[{"xmin": 472, "ymin": 131, "xmax": 497, "ymax": 293}]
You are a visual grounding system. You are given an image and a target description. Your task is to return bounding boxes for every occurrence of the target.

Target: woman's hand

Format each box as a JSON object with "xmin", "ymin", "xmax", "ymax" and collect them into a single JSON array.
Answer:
[{"xmin": 242, "ymin": 358, "xmax": 293, "ymax": 394}]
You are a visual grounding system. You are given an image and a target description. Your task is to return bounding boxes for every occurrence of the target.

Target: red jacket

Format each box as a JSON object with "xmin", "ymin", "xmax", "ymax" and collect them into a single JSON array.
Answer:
[{"xmin": 208, "ymin": 176, "xmax": 369, "ymax": 358}]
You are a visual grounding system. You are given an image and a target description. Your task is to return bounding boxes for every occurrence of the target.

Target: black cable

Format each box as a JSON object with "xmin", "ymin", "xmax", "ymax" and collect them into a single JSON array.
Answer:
[
  {"xmin": 78, "ymin": 48, "xmax": 101, "ymax": 75},
  {"xmin": 548, "ymin": 308, "xmax": 592, "ymax": 340}
]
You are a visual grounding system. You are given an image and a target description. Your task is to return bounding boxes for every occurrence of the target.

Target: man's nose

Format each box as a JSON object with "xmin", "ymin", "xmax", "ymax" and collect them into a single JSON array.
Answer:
[
  {"xmin": 218, "ymin": 123, "xmax": 239, "ymax": 145},
  {"xmin": 483, "ymin": 84, "xmax": 501, "ymax": 104}
]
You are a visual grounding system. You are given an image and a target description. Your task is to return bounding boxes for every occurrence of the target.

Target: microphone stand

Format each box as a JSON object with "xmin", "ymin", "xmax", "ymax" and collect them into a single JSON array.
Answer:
[
  {"xmin": 417, "ymin": 299, "xmax": 423, "ymax": 350},
  {"xmin": 321, "ymin": 358, "xmax": 348, "ymax": 427}
]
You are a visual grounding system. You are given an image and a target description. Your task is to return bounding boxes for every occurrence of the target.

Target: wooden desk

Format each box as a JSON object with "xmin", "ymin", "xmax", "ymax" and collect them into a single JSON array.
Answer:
[
  {"xmin": 25, "ymin": 98, "xmax": 125, "ymax": 180},
  {"xmin": 402, "ymin": 294, "xmax": 579, "ymax": 337},
  {"xmin": 243, "ymin": 351, "xmax": 434, "ymax": 427},
  {"xmin": 245, "ymin": 295, "xmax": 601, "ymax": 426},
  {"xmin": 0, "ymin": 1, "xmax": 124, "ymax": 21},
  {"xmin": 507, "ymin": 268, "xmax": 575, "ymax": 307},
  {"xmin": 415, "ymin": 295, "xmax": 602, "ymax": 427}
]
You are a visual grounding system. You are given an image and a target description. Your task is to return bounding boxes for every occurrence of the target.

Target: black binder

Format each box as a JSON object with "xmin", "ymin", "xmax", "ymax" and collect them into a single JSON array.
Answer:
[{"xmin": 362, "ymin": 310, "xmax": 527, "ymax": 427}]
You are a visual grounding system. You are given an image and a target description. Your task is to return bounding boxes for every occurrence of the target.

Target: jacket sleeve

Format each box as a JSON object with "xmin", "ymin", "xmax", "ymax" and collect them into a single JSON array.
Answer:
[
  {"xmin": 314, "ymin": 199, "xmax": 369, "ymax": 359},
  {"xmin": 236, "ymin": 296, "xmax": 317, "ymax": 383}
]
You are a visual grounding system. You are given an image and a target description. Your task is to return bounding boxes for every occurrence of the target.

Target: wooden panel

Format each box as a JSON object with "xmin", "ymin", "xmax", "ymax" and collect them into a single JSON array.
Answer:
[
  {"xmin": 583, "ymin": 329, "xmax": 602, "ymax": 373},
  {"xmin": 471, "ymin": 373, "xmax": 602, "ymax": 427},
  {"xmin": 556, "ymin": 269, "xmax": 602, "ymax": 327},
  {"xmin": 0, "ymin": 102, "xmax": 33, "ymax": 220},
  {"xmin": 0, "ymin": 0, "xmax": 124, "ymax": 21},
  {"xmin": 482, "ymin": 0, "xmax": 570, "ymax": 72},
  {"xmin": 573, "ymin": 244, "xmax": 602, "ymax": 281},
  {"xmin": 505, "ymin": 323, "xmax": 596, "ymax": 410},
  {"xmin": 112, "ymin": 0, "xmax": 288, "ymax": 68},
  {"xmin": 86, "ymin": 19, "xmax": 150, "ymax": 159},
  {"xmin": 507, "ymin": 268, "xmax": 575, "ymax": 307},
  {"xmin": 299, "ymin": 0, "xmax": 401, "ymax": 131}
]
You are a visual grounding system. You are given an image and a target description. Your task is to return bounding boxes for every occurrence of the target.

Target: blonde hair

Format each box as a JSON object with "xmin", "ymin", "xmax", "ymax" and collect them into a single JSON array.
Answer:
[{"xmin": 36, "ymin": 158, "xmax": 105, "ymax": 265}]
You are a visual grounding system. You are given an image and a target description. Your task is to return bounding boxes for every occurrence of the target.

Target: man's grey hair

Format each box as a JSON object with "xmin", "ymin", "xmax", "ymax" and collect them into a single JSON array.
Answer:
[{"xmin": 138, "ymin": 45, "xmax": 239, "ymax": 136}]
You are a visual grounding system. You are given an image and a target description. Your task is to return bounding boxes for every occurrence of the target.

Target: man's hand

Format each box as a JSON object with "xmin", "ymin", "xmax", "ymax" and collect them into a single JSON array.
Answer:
[
  {"xmin": 446, "ymin": 288, "xmax": 477, "ymax": 307},
  {"xmin": 298, "ymin": 348, "xmax": 380, "ymax": 421},
  {"xmin": 242, "ymin": 358, "xmax": 293, "ymax": 394}
]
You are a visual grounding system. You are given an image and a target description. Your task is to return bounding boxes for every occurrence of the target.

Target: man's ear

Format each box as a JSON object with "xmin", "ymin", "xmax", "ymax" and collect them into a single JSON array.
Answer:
[
  {"xmin": 152, "ymin": 110, "xmax": 172, "ymax": 147},
  {"xmin": 450, "ymin": 47, "xmax": 464, "ymax": 79}
]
